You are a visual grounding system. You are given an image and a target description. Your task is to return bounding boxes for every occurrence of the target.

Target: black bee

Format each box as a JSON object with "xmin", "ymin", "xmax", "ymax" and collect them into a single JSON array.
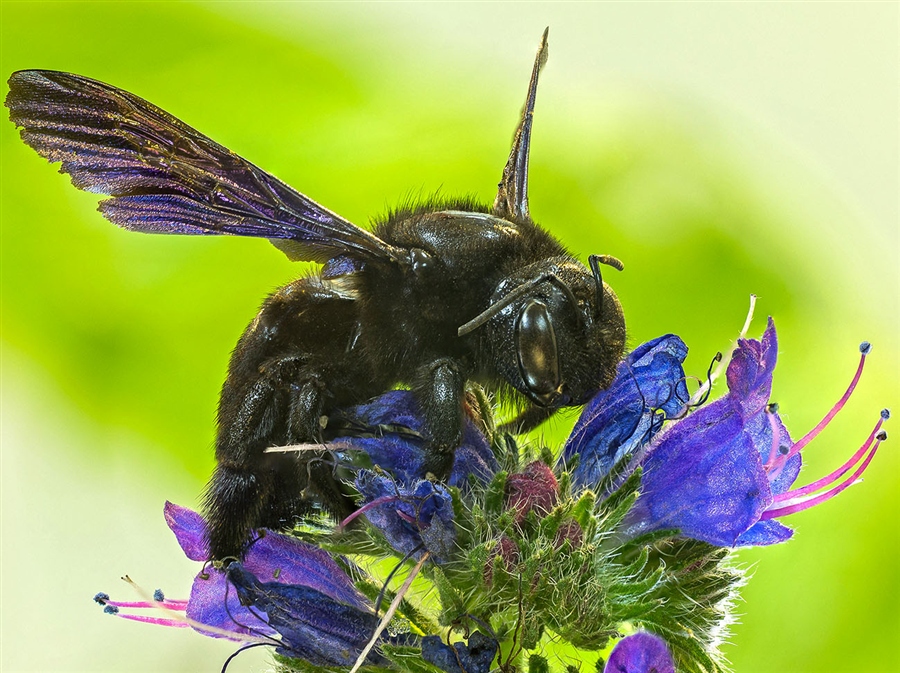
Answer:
[{"xmin": 6, "ymin": 30, "xmax": 626, "ymax": 561}]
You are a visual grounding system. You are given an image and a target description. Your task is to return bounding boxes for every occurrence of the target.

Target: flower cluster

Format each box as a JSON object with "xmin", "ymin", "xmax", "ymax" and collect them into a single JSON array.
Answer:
[{"xmin": 96, "ymin": 317, "xmax": 886, "ymax": 673}]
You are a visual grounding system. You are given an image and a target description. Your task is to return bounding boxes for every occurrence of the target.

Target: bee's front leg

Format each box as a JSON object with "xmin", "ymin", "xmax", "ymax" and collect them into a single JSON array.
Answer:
[
  {"xmin": 498, "ymin": 403, "xmax": 558, "ymax": 435},
  {"xmin": 412, "ymin": 357, "xmax": 466, "ymax": 480}
]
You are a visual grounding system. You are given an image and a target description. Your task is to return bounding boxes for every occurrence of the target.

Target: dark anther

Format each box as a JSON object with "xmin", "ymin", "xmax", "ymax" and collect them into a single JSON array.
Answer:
[{"xmin": 691, "ymin": 352, "xmax": 723, "ymax": 409}]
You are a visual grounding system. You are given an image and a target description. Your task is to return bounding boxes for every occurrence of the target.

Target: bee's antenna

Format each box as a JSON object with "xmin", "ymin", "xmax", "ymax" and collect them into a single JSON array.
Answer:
[
  {"xmin": 493, "ymin": 27, "xmax": 549, "ymax": 222},
  {"xmin": 588, "ymin": 254, "xmax": 624, "ymax": 320},
  {"xmin": 457, "ymin": 270, "xmax": 576, "ymax": 337}
]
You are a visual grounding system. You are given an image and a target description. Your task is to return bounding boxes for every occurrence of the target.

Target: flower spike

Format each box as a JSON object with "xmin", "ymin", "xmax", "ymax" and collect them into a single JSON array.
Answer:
[{"xmin": 93, "ymin": 307, "xmax": 886, "ymax": 673}]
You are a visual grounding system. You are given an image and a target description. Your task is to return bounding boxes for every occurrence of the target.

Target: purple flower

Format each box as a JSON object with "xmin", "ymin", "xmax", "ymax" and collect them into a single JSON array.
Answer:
[
  {"xmin": 351, "ymin": 472, "xmax": 457, "ymax": 561},
  {"xmin": 562, "ymin": 335, "xmax": 690, "ymax": 490},
  {"xmin": 421, "ymin": 631, "xmax": 499, "ymax": 673},
  {"xmin": 571, "ymin": 319, "xmax": 888, "ymax": 547},
  {"xmin": 335, "ymin": 390, "xmax": 498, "ymax": 487},
  {"xmin": 333, "ymin": 390, "xmax": 508, "ymax": 562},
  {"xmin": 96, "ymin": 502, "xmax": 378, "ymax": 665},
  {"xmin": 165, "ymin": 502, "xmax": 369, "ymax": 637},
  {"xmin": 603, "ymin": 632, "xmax": 675, "ymax": 673},
  {"xmin": 225, "ymin": 562, "xmax": 394, "ymax": 666}
]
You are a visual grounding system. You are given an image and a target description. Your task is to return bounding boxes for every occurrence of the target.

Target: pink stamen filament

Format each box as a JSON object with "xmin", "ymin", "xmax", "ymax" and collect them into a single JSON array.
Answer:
[
  {"xmin": 396, "ymin": 509, "xmax": 419, "ymax": 526},
  {"xmin": 116, "ymin": 614, "xmax": 190, "ymax": 628},
  {"xmin": 761, "ymin": 431, "xmax": 884, "ymax": 519},
  {"xmin": 110, "ymin": 605, "xmax": 274, "ymax": 644},
  {"xmin": 340, "ymin": 495, "xmax": 400, "ymax": 528},
  {"xmin": 782, "ymin": 349, "xmax": 867, "ymax": 462},
  {"xmin": 772, "ymin": 415, "xmax": 885, "ymax": 503},
  {"xmin": 104, "ymin": 599, "xmax": 187, "ymax": 610},
  {"xmin": 108, "ymin": 577, "xmax": 275, "ymax": 644}
]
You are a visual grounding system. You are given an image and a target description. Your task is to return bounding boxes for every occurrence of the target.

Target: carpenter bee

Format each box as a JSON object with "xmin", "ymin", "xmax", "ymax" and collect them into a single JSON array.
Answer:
[{"xmin": 6, "ymin": 29, "xmax": 626, "ymax": 561}]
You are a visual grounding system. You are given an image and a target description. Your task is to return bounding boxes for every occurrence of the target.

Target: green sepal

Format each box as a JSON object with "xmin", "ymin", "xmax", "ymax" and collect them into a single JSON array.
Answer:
[
  {"xmin": 592, "ymin": 452, "xmax": 634, "ymax": 500},
  {"xmin": 354, "ymin": 577, "xmax": 439, "ymax": 636},
  {"xmin": 613, "ymin": 527, "xmax": 680, "ymax": 558},
  {"xmin": 431, "ymin": 566, "xmax": 466, "ymax": 626},
  {"xmin": 600, "ymin": 466, "xmax": 642, "ymax": 517},
  {"xmin": 606, "ymin": 563, "xmax": 665, "ymax": 598},
  {"xmin": 528, "ymin": 653, "xmax": 549, "ymax": 673},
  {"xmin": 539, "ymin": 445, "xmax": 555, "ymax": 467},
  {"xmin": 484, "ymin": 471, "xmax": 509, "ymax": 516},
  {"xmin": 570, "ymin": 489, "xmax": 596, "ymax": 531}
]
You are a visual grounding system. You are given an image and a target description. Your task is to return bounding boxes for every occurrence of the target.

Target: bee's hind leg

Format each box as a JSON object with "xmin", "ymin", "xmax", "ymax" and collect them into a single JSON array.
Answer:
[{"xmin": 204, "ymin": 360, "xmax": 352, "ymax": 561}]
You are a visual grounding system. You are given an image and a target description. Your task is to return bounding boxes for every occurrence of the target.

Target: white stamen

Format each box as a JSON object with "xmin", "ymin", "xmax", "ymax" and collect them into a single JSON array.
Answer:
[
  {"xmin": 348, "ymin": 552, "xmax": 431, "ymax": 673},
  {"xmin": 264, "ymin": 442, "xmax": 353, "ymax": 454},
  {"xmin": 687, "ymin": 294, "xmax": 756, "ymax": 407}
]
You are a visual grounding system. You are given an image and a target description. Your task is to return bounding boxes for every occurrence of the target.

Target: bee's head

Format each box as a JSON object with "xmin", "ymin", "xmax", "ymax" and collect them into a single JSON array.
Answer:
[{"xmin": 465, "ymin": 256, "xmax": 626, "ymax": 408}]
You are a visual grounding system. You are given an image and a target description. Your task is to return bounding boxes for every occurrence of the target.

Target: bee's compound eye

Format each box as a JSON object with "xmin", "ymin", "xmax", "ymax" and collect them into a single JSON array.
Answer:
[{"xmin": 515, "ymin": 300, "xmax": 560, "ymax": 401}]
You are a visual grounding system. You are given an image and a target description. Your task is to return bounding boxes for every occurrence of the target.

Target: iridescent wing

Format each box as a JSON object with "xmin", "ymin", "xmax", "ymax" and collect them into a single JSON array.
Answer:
[
  {"xmin": 6, "ymin": 70, "xmax": 404, "ymax": 265},
  {"xmin": 493, "ymin": 28, "xmax": 548, "ymax": 223}
]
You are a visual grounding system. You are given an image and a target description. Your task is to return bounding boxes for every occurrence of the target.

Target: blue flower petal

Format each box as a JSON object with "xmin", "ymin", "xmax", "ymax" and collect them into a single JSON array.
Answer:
[
  {"xmin": 741, "ymin": 410, "xmax": 800, "ymax": 495},
  {"xmin": 422, "ymin": 631, "xmax": 498, "ymax": 673},
  {"xmin": 226, "ymin": 563, "xmax": 386, "ymax": 667},
  {"xmin": 604, "ymin": 632, "xmax": 675, "ymax": 673},
  {"xmin": 768, "ymin": 452, "xmax": 802, "ymax": 496},
  {"xmin": 620, "ymin": 320, "xmax": 808, "ymax": 547},
  {"xmin": 164, "ymin": 502, "xmax": 209, "ymax": 562},
  {"xmin": 623, "ymin": 396, "xmax": 773, "ymax": 547},
  {"xmin": 355, "ymin": 473, "xmax": 456, "ymax": 561},
  {"xmin": 186, "ymin": 568, "xmax": 276, "ymax": 639},
  {"xmin": 243, "ymin": 530, "xmax": 368, "ymax": 610},
  {"xmin": 337, "ymin": 391, "xmax": 497, "ymax": 487},
  {"xmin": 734, "ymin": 519, "xmax": 794, "ymax": 546},
  {"xmin": 165, "ymin": 504, "xmax": 368, "ymax": 639},
  {"xmin": 564, "ymin": 335, "xmax": 689, "ymax": 488},
  {"xmin": 726, "ymin": 317, "xmax": 777, "ymax": 418}
]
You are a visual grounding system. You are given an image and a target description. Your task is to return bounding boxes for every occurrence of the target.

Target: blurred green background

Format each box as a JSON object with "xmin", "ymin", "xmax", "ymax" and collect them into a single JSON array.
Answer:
[{"xmin": 2, "ymin": 3, "xmax": 897, "ymax": 672}]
